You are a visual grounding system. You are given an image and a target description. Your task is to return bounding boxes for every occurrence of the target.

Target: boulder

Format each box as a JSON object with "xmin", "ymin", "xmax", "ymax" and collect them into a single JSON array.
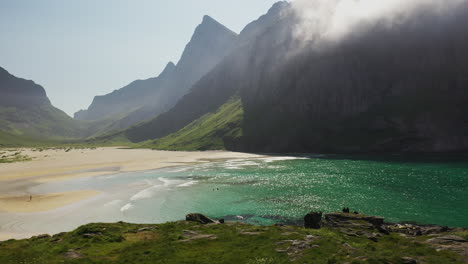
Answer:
[
  {"xmin": 426, "ymin": 235, "xmax": 467, "ymax": 244},
  {"xmin": 304, "ymin": 211, "xmax": 322, "ymax": 229},
  {"xmin": 33, "ymin": 234, "xmax": 51, "ymax": 240},
  {"xmin": 401, "ymin": 257, "xmax": 418, "ymax": 264},
  {"xmin": 325, "ymin": 212, "xmax": 384, "ymax": 228},
  {"xmin": 185, "ymin": 213, "xmax": 216, "ymax": 224}
]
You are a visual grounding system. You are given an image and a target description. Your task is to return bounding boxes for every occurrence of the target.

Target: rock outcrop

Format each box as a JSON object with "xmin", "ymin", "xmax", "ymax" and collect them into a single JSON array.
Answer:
[
  {"xmin": 325, "ymin": 212, "xmax": 385, "ymax": 229},
  {"xmin": 426, "ymin": 235, "xmax": 468, "ymax": 257},
  {"xmin": 185, "ymin": 213, "xmax": 216, "ymax": 224},
  {"xmin": 304, "ymin": 211, "xmax": 322, "ymax": 229}
]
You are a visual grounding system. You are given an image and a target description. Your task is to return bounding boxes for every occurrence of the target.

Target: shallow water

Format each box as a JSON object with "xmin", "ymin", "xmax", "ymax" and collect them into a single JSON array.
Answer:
[{"xmin": 1, "ymin": 155, "xmax": 467, "ymax": 237}]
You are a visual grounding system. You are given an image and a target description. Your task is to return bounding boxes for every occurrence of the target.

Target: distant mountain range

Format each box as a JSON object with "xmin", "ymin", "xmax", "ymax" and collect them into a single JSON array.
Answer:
[
  {"xmin": 2, "ymin": 1, "xmax": 468, "ymax": 152},
  {"xmin": 0, "ymin": 67, "xmax": 86, "ymax": 143},
  {"xmin": 74, "ymin": 15, "xmax": 238, "ymax": 134}
]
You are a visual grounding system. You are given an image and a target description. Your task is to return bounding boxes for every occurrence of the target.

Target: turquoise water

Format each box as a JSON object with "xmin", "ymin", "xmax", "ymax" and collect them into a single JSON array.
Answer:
[
  {"xmin": 2, "ymin": 155, "xmax": 467, "ymax": 238},
  {"xmin": 180, "ymin": 155, "xmax": 468, "ymax": 227}
]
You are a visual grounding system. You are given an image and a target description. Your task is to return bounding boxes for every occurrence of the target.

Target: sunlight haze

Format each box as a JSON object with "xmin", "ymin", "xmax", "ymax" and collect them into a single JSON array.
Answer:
[{"xmin": 0, "ymin": 0, "xmax": 278, "ymax": 116}]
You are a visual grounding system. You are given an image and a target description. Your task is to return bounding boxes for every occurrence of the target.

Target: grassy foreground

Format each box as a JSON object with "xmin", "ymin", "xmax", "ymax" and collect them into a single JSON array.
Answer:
[{"xmin": 0, "ymin": 220, "xmax": 466, "ymax": 264}]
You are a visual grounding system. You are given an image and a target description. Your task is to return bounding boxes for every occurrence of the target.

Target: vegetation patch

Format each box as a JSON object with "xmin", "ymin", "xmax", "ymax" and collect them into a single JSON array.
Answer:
[
  {"xmin": 0, "ymin": 220, "xmax": 465, "ymax": 264},
  {"xmin": 141, "ymin": 96, "xmax": 243, "ymax": 151},
  {"xmin": 0, "ymin": 149, "xmax": 31, "ymax": 163}
]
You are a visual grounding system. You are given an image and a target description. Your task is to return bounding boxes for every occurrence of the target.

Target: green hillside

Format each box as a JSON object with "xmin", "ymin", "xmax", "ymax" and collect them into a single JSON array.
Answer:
[
  {"xmin": 141, "ymin": 97, "xmax": 243, "ymax": 151},
  {"xmin": 0, "ymin": 218, "xmax": 466, "ymax": 264},
  {"xmin": 0, "ymin": 105, "xmax": 86, "ymax": 139}
]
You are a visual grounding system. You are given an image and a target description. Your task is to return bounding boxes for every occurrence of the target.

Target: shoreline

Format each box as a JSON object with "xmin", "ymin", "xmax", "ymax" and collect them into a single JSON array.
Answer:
[
  {"xmin": 0, "ymin": 147, "xmax": 268, "ymax": 241},
  {"xmin": 0, "ymin": 212, "xmax": 466, "ymax": 263},
  {"xmin": 0, "ymin": 147, "xmax": 266, "ymax": 182}
]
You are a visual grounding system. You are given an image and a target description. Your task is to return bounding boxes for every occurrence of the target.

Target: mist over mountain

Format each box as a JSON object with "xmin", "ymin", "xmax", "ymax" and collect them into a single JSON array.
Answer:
[
  {"xmin": 0, "ymin": 67, "xmax": 84, "ymax": 140},
  {"xmin": 115, "ymin": 1, "xmax": 468, "ymax": 153},
  {"xmin": 3, "ymin": 1, "xmax": 468, "ymax": 153},
  {"xmin": 235, "ymin": 0, "xmax": 468, "ymax": 153},
  {"xmin": 75, "ymin": 16, "xmax": 237, "ymax": 133}
]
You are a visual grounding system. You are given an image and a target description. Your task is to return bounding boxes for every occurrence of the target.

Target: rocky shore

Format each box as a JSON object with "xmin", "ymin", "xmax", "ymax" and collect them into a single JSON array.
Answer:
[
  {"xmin": 0, "ymin": 210, "xmax": 466, "ymax": 263},
  {"xmin": 185, "ymin": 211, "xmax": 468, "ymax": 263}
]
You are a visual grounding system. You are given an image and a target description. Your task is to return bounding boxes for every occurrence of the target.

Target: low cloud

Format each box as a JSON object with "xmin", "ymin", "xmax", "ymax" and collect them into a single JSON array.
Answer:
[{"xmin": 290, "ymin": 0, "xmax": 467, "ymax": 47}]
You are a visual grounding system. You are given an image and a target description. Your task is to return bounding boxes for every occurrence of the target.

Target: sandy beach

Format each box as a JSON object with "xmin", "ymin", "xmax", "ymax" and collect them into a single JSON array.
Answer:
[
  {"xmin": 0, "ymin": 190, "xmax": 101, "ymax": 213},
  {"xmin": 0, "ymin": 147, "xmax": 265, "ymax": 240},
  {"xmin": 0, "ymin": 147, "xmax": 264, "ymax": 211}
]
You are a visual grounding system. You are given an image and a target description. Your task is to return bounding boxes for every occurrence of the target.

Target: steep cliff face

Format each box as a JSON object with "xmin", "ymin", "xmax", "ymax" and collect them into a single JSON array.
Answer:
[
  {"xmin": 105, "ymin": 2, "xmax": 468, "ymax": 153},
  {"xmin": 75, "ymin": 16, "xmax": 237, "ymax": 133},
  {"xmin": 121, "ymin": 3, "xmax": 290, "ymax": 143},
  {"xmin": 0, "ymin": 67, "xmax": 50, "ymax": 107},
  {"xmin": 0, "ymin": 67, "xmax": 83, "ymax": 139},
  {"xmin": 239, "ymin": 3, "xmax": 468, "ymax": 153}
]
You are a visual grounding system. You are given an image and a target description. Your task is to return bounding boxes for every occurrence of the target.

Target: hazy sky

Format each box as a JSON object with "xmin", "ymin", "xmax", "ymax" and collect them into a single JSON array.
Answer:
[{"xmin": 0, "ymin": 0, "xmax": 279, "ymax": 116}]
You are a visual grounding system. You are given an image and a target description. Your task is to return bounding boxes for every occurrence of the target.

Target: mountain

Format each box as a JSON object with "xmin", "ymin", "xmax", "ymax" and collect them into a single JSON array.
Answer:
[
  {"xmin": 111, "ymin": 1, "xmax": 468, "ymax": 153},
  {"xmin": 237, "ymin": 3, "xmax": 468, "ymax": 153},
  {"xmin": 75, "ymin": 16, "xmax": 238, "ymax": 133},
  {"xmin": 111, "ymin": 2, "xmax": 291, "ymax": 146},
  {"xmin": 74, "ymin": 62, "xmax": 176, "ymax": 121},
  {"xmin": 0, "ymin": 67, "xmax": 84, "ymax": 142}
]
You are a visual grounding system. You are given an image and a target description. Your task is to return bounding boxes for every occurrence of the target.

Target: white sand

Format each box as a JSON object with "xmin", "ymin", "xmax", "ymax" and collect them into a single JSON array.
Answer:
[
  {"xmin": 0, "ymin": 147, "xmax": 266, "ymax": 241},
  {"xmin": 0, "ymin": 147, "xmax": 264, "ymax": 182}
]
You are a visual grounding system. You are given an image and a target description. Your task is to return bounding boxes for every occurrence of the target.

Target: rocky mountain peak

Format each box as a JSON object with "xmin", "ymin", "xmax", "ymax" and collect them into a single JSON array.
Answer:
[{"xmin": 159, "ymin": 61, "xmax": 176, "ymax": 76}]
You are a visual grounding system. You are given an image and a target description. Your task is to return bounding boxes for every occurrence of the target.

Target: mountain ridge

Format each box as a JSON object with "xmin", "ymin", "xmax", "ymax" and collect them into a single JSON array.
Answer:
[{"xmin": 74, "ymin": 15, "xmax": 238, "ymax": 135}]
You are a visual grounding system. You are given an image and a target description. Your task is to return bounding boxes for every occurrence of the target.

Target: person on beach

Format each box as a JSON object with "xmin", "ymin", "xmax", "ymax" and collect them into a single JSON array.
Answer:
[{"xmin": 29, "ymin": 195, "xmax": 32, "ymax": 202}]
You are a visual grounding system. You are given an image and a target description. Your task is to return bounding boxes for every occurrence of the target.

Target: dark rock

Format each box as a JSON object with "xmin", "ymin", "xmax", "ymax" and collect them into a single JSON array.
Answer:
[
  {"xmin": 366, "ymin": 234, "xmax": 379, "ymax": 242},
  {"xmin": 180, "ymin": 229, "xmax": 217, "ymax": 242},
  {"xmin": 425, "ymin": 235, "xmax": 468, "ymax": 257},
  {"xmin": 426, "ymin": 235, "xmax": 467, "ymax": 244},
  {"xmin": 325, "ymin": 212, "xmax": 384, "ymax": 229},
  {"xmin": 186, "ymin": 213, "xmax": 216, "ymax": 224},
  {"xmin": 82, "ymin": 233, "xmax": 101, "ymax": 238},
  {"xmin": 401, "ymin": 257, "xmax": 417, "ymax": 264},
  {"xmin": 385, "ymin": 224, "xmax": 451, "ymax": 236},
  {"xmin": 33, "ymin": 234, "xmax": 51, "ymax": 240},
  {"xmin": 304, "ymin": 211, "xmax": 322, "ymax": 229},
  {"xmin": 275, "ymin": 234, "xmax": 320, "ymax": 261},
  {"xmin": 218, "ymin": 219, "xmax": 225, "ymax": 224}
]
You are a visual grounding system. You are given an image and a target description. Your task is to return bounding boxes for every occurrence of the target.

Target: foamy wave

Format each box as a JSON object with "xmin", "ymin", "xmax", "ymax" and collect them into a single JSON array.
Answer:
[
  {"xmin": 168, "ymin": 167, "xmax": 191, "ymax": 173},
  {"xmin": 261, "ymin": 157, "xmax": 308, "ymax": 163},
  {"xmin": 222, "ymin": 159, "xmax": 259, "ymax": 169},
  {"xmin": 120, "ymin": 203, "xmax": 134, "ymax": 212},
  {"xmin": 177, "ymin": 181, "xmax": 198, "ymax": 187},
  {"xmin": 159, "ymin": 177, "xmax": 172, "ymax": 186},
  {"xmin": 130, "ymin": 177, "xmax": 176, "ymax": 201},
  {"xmin": 104, "ymin": 199, "xmax": 122, "ymax": 207},
  {"xmin": 130, "ymin": 185, "xmax": 161, "ymax": 201}
]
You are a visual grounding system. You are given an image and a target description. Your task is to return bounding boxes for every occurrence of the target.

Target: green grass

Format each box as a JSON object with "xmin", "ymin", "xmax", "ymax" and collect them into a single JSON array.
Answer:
[
  {"xmin": 141, "ymin": 96, "xmax": 243, "ymax": 151},
  {"xmin": 0, "ymin": 149, "xmax": 31, "ymax": 163},
  {"xmin": 0, "ymin": 221, "xmax": 464, "ymax": 264}
]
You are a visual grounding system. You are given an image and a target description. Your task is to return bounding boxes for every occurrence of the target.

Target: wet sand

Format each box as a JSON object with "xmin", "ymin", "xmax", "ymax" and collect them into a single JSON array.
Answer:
[
  {"xmin": 0, "ymin": 190, "xmax": 101, "ymax": 213},
  {"xmin": 0, "ymin": 147, "xmax": 265, "ymax": 240}
]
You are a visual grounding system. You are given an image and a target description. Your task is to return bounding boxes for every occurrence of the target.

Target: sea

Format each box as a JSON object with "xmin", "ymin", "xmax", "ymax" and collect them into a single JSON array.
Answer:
[{"xmin": 1, "ymin": 154, "xmax": 467, "ymax": 238}]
